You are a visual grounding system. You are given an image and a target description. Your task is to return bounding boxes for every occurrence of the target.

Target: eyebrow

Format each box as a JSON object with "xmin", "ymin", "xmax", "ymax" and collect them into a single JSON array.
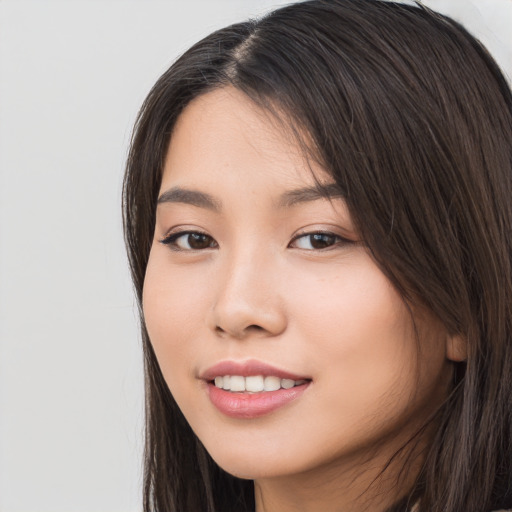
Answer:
[
  {"xmin": 277, "ymin": 183, "xmax": 345, "ymax": 208},
  {"xmin": 157, "ymin": 186, "xmax": 222, "ymax": 212},
  {"xmin": 156, "ymin": 183, "xmax": 345, "ymax": 211}
]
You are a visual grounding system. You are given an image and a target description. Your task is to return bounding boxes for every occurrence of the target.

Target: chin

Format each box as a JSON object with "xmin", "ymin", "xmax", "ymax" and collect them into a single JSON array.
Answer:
[{"xmin": 206, "ymin": 446, "xmax": 302, "ymax": 480}]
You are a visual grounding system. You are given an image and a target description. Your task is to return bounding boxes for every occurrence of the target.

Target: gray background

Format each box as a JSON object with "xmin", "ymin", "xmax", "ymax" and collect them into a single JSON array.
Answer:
[{"xmin": 0, "ymin": 1, "xmax": 510, "ymax": 511}]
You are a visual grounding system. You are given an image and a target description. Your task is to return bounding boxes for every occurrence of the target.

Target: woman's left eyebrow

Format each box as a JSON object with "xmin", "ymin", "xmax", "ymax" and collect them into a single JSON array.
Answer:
[{"xmin": 277, "ymin": 183, "xmax": 345, "ymax": 208}]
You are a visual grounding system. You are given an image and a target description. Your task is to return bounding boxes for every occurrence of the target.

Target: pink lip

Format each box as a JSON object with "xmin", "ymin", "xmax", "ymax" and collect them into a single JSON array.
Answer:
[
  {"xmin": 200, "ymin": 360, "xmax": 311, "ymax": 419},
  {"xmin": 200, "ymin": 359, "xmax": 309, "ymax": 381}
]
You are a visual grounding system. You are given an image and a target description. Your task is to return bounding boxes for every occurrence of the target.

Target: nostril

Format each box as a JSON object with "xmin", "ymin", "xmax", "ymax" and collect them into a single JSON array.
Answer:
[
  {"xmin": 214, "ymin": 323, "xmax": 265, "ymax": 338},
  {"xmin": 247, "ymin": 325, "xmax": 264, "ymax": 331}
]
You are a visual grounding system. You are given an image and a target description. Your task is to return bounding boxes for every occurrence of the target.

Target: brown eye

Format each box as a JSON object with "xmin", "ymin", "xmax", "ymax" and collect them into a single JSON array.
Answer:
[
  {"xmin": 160, "ymin": 231, "xmax": 217, "ymax": 251},
  {"xmin": 186, "ymin": 233, "xmax": 215, "ymax": 249},
  {"xmin": 291, "ymin": 232, "xmax": 349, "ymax": 250}
]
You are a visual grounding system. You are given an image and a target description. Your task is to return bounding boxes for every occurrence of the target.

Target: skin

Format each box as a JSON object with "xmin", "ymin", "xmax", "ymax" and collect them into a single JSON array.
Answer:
[{"xmin": 143, "ymin": 87, "xmax": 463, "ymax": 512}]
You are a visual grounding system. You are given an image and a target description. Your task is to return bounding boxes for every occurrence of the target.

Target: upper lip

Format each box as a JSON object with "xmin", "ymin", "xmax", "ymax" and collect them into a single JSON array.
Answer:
[{"xmin": 200, "ymin": 359, "xmax": 311, "ymax": 382}]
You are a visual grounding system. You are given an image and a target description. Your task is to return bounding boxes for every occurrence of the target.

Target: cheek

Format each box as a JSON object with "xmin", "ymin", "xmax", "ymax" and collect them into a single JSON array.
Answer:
[
  {"xmin": 291, "ymin": 261, "xmax": 413, "ymax": 357},
  {"xmin": 287, "ymin": 260, "xmax": 438, "ymax": 413},
  {"xmin": 142, "ymin": 250, "xmax": 208, "ymax": 385}
]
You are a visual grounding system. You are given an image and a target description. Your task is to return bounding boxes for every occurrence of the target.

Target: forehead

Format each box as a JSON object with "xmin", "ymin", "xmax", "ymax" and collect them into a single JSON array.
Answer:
[{"xmin": 162, "ymin": 87, "xmax": 332, "ymax": 191}]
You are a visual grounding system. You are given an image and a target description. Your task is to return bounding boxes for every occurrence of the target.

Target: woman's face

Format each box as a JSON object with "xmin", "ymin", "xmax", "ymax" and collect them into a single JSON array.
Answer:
[{"xmin": 143, "ymin": 87, "xmax": 454, "ymax": 482}]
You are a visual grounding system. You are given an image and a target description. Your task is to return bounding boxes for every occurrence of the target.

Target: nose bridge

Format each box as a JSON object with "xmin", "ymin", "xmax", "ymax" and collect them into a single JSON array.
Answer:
[{"xmin": 210, "ymin": 239, "xmax": 286, "ymax": 339}]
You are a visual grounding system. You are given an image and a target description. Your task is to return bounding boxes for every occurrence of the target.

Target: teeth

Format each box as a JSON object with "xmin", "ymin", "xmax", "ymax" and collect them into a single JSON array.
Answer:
[
  {"xmin": 246, "ymin": 375, "xmax": 264, "ymax": 392},
  {"xmin": 230, "ymin": 375, "xmax": 245, "ymax": 392},
  {"xmin": 213, "ymin": 375, "xmax": 307, "ymax": 392},
  {"xmin": 281, "ymin": 378, "xmax": 295, "ymax": 389},
  {"xmin": 264, "ymin": 376, "xmax": 281, "ymax": 391}
]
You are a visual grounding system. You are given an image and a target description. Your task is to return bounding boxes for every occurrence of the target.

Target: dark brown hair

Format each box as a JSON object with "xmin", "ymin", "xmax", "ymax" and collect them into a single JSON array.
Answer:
[{"xmin": 123, "ymin": 1, "xmax": 512, "ymax": 510}]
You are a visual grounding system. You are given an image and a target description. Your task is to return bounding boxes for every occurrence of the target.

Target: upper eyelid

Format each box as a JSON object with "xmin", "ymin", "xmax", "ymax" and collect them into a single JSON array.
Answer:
[
  {"xmin": 289, "ymin": 232, "xmax": 347, "ymax": 247},
  {"xmin": 159, "ymin": 226, "xmax": 211, "ymax": 241},
  {"xmin": 159, "ymin": 231, "xmax": 219, "ymax": 253},
  {"xmin": 290, "ymin": 229, "xmax": 350, "ymax": 242},
  {"xmin": 160, "ymin": 227, "xmax": 342, "ymax": 238},
  {"xmin": 159, "ymin": 229, "xmax": 216, "ymax": 245},
  {"xmin": 292, "ymin": 228, "xmax": 340, "ymax": 237},
  {"xmin": 158, "ymin": 227, "xmax": 354, "ymax": 249}
]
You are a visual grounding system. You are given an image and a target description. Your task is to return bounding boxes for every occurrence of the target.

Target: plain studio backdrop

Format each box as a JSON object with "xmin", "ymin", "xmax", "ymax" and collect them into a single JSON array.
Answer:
[{"xmin": 0, "ymin": 1, "xmax": 510, "ymax": 511}]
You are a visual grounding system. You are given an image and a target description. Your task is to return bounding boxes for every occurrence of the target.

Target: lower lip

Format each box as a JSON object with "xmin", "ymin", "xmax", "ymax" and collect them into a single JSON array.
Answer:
[{"xmin": 206, "ymin": 382, "xmax": 310, "ymax": 419}]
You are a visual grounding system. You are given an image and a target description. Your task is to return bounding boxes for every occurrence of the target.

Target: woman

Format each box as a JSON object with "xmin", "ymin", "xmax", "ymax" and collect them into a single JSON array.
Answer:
[{"xmin": 123, "ymin": 0, "xmax": 512, "ymax": 511}]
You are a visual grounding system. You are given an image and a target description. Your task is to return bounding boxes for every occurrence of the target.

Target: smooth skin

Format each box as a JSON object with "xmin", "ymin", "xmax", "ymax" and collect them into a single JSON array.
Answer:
[{"xmin": 143, "ymin": 87, "xmax": 465, "ymax": 512}]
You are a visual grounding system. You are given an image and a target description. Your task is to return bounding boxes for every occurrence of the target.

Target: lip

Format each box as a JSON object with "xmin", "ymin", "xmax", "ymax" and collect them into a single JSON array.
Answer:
[
  {"xmin": 200, "ymin": 359, "xmax": 310, "ymax": 381},
  {"xmin": 200, "ymin": 359, "xmax": 311, "ymax": 419}
]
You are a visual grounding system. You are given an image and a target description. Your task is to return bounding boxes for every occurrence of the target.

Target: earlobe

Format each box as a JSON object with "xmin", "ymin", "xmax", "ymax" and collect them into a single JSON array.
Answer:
[{"xmin": 446, "ymin": 334, "xmax": 467, "ymax": 362}]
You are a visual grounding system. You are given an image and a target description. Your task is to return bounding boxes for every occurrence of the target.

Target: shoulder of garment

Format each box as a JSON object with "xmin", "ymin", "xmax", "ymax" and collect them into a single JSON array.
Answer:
[{"xmin": 412, "ymin": 506, "xmax": 512, "ymax": 511}]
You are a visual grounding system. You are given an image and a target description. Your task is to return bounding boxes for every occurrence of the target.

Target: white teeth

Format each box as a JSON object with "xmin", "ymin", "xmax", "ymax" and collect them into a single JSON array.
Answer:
[
  {"xmin": 229, "ymin": 375, "xmax": 245, "ymax": 392},
  {"xmin": 213, "ymin": 375, "xmax": 307, "ymax": 392},
  {"xmin": 281, "ymin": 378, "xmax": 295, "ymax": 389},
  {"xmin": 264, "ymin": 376, "xmax": 281, "ymax": 391},
  {"xmin": 245, "ymin": 375, "xmax": 264, "ymax": 392}
]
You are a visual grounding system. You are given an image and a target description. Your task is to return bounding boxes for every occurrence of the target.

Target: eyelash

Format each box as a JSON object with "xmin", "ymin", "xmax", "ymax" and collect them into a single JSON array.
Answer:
[
  {"xmin": 289, "ymin": 231, "xmax": 352, "ymax": 250},
  {"xmin": 159, "ymin": 231, "xmax": 218, "ymax": 251},
  {"xmin": 159, "ymin": 230, "xmax": 352, "ymax": 252}
]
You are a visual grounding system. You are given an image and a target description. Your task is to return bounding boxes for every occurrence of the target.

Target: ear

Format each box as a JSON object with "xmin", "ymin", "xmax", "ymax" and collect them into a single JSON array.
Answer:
[{"xmin": 446, "ymin": 334, "xmax": 467, "ymax": 362}]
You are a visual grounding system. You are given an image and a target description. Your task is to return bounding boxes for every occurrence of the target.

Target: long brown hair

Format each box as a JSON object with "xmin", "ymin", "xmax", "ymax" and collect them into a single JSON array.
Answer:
[{"xmin": 123, "ymin": 1, "xmax": 512, "ymax": 510}]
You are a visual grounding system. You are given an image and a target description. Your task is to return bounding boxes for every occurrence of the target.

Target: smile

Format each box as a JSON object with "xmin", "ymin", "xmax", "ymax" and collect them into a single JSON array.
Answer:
[
  {"xmin": 201, "ymin": 360, "xmax": 312, "ymax": 419},
  {"xmin": 213, "ymin": 375, "xmax": 308, "ymax": 393}
]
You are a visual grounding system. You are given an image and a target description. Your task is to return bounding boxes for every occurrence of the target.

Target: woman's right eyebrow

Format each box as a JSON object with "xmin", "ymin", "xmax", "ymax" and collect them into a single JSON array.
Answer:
[{"xmin": 157, "ymin": 186, "xmax": 222, "ymax": 212}]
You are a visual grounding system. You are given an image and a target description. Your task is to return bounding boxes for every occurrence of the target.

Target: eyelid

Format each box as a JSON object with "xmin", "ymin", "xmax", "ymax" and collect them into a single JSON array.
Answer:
[
  {"xmin": 159, "ymin": 229, "xmax": 218, "ymax": 251},
  {"xmin": 158, "ymin": 224, "xmax": 209, "ymax": 243},
  {"xmin": 158, "ymin": 226, "xmax": 356, "ymax": 252},
  {"xmin": 288, "ymin": 229, "xmax": 354, "ymax": 250}
]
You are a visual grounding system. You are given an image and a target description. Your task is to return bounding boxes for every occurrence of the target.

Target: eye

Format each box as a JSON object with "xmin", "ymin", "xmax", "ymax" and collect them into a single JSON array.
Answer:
[
  {"xmin": 290, "ymin": 232, "xmax": 348, "ymax": 250},
  {"xmin": 160, "ymin": 231, "xmax": 218, "ymax": 251}
]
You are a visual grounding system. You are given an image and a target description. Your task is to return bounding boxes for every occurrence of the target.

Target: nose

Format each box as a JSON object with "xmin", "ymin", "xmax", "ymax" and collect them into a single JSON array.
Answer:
[{"xmin": 208, "ymin": 248, "xmax": 287, "ymax": 340}]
